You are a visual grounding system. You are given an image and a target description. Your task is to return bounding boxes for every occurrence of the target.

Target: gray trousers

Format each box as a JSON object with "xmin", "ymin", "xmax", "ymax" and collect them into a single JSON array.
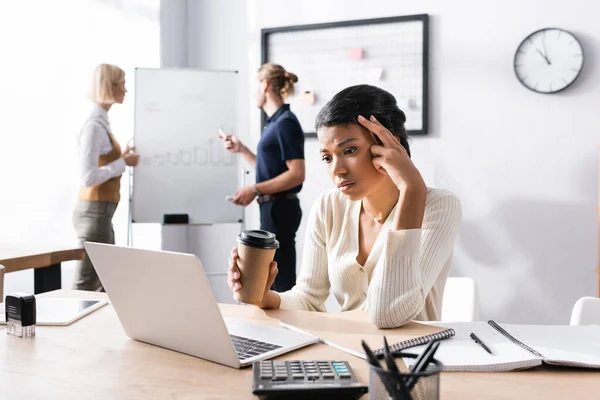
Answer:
[{"xmin": 72, "ymin": 200, "xmax": 118, "ymax": 291}]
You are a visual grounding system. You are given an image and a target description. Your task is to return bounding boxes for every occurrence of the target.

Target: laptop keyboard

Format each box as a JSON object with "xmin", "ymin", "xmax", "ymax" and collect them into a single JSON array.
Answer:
[{"xmin": 230, "ymin": 335, "xmax": 282, "ymax": 360}]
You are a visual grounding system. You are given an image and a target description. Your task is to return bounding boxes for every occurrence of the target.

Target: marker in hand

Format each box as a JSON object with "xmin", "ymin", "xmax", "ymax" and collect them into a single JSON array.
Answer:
[{"xmin": 218, "ymin": 128, "xmax": 228, "ymax": 139}]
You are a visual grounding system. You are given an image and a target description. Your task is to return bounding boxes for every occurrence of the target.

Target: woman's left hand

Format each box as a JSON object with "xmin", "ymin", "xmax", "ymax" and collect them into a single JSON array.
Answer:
[{"xmin": 358, "ymin": 115, "xmax": 426, "ymax": 192}]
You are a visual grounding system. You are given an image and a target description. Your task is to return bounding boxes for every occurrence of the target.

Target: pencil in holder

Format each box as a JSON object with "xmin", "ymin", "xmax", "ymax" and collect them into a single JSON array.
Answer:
[{"xmin": 368, "ymin": 352, "xmax": 442, "ymax": 400}]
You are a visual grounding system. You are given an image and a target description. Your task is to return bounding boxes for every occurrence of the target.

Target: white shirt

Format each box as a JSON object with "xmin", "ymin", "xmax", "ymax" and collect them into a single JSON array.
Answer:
[
  {"xmin": 78, "ymin": 103, "xmax": 126, "ymax": 188},
  {"xmin": 278, "ymin": 187, "xmax": 462, "ymax": 328}
]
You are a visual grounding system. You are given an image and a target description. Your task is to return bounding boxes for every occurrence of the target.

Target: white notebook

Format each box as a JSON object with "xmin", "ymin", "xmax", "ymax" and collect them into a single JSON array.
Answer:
[{"xmin": 403, "ymin": 321, "xmax": 600, "ymax": 372}]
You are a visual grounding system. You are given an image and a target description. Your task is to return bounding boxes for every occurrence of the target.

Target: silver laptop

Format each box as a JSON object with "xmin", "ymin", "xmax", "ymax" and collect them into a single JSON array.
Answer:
[{"xmin": 84, "ymin": 242, "xmax": 319, "ymax": 368}]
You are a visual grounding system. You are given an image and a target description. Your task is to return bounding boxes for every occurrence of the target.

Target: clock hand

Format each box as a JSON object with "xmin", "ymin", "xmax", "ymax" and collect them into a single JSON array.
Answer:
[
  {"xmin": 541, "ymin": 35, "xmax": 551, "ymax": 65},
  {"xmin": 536, "ymin": 48, "xmax": 551, "ymax": 65}
]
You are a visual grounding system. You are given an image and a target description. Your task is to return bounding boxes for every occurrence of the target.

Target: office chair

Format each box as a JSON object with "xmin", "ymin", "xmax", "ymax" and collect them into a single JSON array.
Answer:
[
  {"xmin": 570, "ymin": 296, "xmax": 600, "ymax": 325},
  {"xmin": 442, "ymin": 277, "xmax": 478, "ymax": 322}
]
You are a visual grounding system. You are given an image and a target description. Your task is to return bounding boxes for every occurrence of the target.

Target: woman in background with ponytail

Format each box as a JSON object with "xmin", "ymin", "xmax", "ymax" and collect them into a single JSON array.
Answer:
[{"xmin": 220, "ymin": 63, "xmax": 305, "ymax": 292}]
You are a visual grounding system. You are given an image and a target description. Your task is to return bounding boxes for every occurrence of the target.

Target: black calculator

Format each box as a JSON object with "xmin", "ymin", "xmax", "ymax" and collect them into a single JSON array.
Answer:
[{"xmin": 252, "ymin": 360, "xmax": 368, "ymax": 399}]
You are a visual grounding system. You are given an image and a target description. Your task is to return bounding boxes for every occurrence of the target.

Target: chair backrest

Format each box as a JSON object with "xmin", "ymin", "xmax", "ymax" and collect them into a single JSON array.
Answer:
[
  {"xmin": 441, "ymin": 277, "xmax": 478, "ymax": 322},
  {"xmin": 0, "ymin": 264, "xmax": 4, "ymax": 302},
  {"xmin": 570, "ymin": 296, "xmax": 600, "ymax": 325}
]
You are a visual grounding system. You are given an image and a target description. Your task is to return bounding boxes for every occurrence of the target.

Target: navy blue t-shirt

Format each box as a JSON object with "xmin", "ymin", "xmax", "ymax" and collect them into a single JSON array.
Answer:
[{"xmin": 256, "ymin": 104, "xmax": 305, "ymax": 195}]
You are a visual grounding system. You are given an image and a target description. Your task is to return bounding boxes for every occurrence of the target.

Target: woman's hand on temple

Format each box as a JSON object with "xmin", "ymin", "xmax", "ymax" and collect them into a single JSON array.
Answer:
[{"xmin": 358, "ymin": 115, "xmax": 426, "ymax": 193}]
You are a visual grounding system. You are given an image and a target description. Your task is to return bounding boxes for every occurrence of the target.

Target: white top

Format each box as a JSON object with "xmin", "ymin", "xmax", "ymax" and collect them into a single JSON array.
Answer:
[
  {"xmin": 78, "ymin": 104, "xmax": 126, "ymax": 188},
  {"xmin": 278, "ymin": 188, "xmax": 462, "ymax": 328}
]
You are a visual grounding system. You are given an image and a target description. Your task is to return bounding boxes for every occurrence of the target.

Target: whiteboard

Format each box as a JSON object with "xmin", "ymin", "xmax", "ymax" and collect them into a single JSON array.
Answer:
[
  {"xmin": 132, "ymin": 68, "xmax": 240, "ymax": 224},
  {"xmin": 263, "ymin": 15, "xmax": 428, "ymax": 136}
]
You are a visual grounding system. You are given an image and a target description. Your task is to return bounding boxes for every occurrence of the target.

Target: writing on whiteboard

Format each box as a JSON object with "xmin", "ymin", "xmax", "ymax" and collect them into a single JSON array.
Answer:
[
  {"xmin": 143, "ymin": 101, "xmax": 162, "ymax": 113},
  {"xmin": 140, "ymin": 138, "xmax": 234, "ymax": 167}
]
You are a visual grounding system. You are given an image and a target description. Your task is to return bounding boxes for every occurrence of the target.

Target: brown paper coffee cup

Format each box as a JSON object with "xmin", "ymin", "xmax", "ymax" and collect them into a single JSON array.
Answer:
[
  {"xmin": 233, "ymin": 230, "xmax": 279, "ymax": 305},
  {"xmin": 234, "ymin": 245, "xmax": 276, "ymax": 304}
]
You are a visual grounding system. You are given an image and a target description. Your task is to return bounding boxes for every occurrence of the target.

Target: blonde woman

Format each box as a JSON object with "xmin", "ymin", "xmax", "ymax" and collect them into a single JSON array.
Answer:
[
  {"xmin": 73, "ymin": 64, "xmax": 140, "ymax": 291},
  {"xmin": 219, "ymin": 63, "xmax": 305, "ymax": 292}
]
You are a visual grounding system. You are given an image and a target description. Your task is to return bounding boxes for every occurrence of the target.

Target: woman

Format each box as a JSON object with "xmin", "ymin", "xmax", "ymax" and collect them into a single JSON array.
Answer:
[
  {"xmin": 73, "ymin": 64, "xmax": 140, "ymax": 291},
  {"xmin": 227, "ymin": 85, "xmax": 462, "ymax": 328},
  {"xmin": 220, "ymin": 63, "xmax": 305, "ymax": 292}
]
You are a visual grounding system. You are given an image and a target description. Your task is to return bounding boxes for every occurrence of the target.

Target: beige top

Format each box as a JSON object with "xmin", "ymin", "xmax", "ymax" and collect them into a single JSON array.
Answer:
[
  {"xmin": 278, "ymin": 187, "xmax": 462, "ymax": 328},
  {"xmin": 77, "ymin": 104, "xmax": 126, "ymax": 202}
]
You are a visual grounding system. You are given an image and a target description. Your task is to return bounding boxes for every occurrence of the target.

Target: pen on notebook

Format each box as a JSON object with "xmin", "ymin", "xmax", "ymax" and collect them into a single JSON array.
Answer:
[{"xmin": 470, "ymin": 332, "xmax": 493, "ymax": 355}]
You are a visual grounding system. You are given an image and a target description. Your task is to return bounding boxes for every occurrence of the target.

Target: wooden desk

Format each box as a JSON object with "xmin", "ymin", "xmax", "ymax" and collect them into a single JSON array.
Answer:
[
  {"xmin": 0, "ymin": 245, "xmax": 85, "ymax": 294},
  {"xmin": 1, "ymin": 290, "xmax": 599, "ymax": 399}
]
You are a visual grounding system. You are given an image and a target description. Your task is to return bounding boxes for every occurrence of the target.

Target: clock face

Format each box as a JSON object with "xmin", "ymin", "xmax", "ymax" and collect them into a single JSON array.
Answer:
[{"xmin": 514, "ymin": 28, "xmax": 584, "ymax": 93}]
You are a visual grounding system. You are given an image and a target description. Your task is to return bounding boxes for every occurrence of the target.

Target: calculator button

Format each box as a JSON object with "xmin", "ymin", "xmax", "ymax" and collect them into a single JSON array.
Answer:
[
  {"xmin": 323, "ymin": 373, "xmax": 335, "ymax": 379},
  {"xmin": 339, "ymin": 373, "xmax": 352, "ymax": 379},
  {"xmin": 260, "ymin": 374, "xmax": 273, "ymax": 379},
  {"xmin": 292, "ymin": 374, "xmax": 305, "ymax": 379},
  {"xmin": 307, "ymin": 373, "xmax": 320, "ymax": 380},
  {"xmin": 272, "ymin": 376, "xmax": 287, "ymax": 381}
]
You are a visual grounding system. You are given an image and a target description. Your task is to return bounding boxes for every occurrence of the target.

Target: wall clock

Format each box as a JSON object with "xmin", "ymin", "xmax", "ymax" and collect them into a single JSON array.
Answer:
[{"xmin": 514, "ymin": 28, "xmax": 584, "ymax": 93}]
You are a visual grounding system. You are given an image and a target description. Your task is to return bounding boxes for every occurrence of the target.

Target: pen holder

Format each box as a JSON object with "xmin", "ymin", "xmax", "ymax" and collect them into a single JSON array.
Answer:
[{"xmin": 368, "ymin": 352, "xmax": 442, "ymax": 400}]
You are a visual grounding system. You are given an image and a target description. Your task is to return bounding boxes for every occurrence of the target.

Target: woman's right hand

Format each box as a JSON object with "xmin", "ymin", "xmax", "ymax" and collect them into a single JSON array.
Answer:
[
  {"xmin": 218, "ymin": 130, "xmax": 243, "ymax": 153},
  {"xmin": 122, "ymin": 145, "xmax": 140, "ymax": 167},
  {"xmin": 227, "ymin": 246, "xmax": 279, "ymax": 308}
]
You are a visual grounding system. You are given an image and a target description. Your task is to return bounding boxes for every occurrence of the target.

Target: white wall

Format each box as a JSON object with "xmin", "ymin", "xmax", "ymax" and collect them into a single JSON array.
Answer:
[
  {"xmin": 1, "ymin": 0, "xmax": 160, "ymax": 294},
  {"xmin": 160, "ymin": 0, "xmax": 188, "ymax": 67},
  {"xmin": 178, "ymin": 0, "xmax": 600, "ymax": 323}
]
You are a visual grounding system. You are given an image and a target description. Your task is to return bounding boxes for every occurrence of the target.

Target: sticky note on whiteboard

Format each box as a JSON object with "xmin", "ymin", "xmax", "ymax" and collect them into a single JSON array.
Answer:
[
  {"xmin": 349, "ymin": 47, "xmax": 364, "ymax": 60},
  {"xmin": 301, "ymin": 91, "xmax": 316, "ymax": 105},
  {"xmin": 368, "ymin": 67, "xmax": 384, "ymax": 82}
]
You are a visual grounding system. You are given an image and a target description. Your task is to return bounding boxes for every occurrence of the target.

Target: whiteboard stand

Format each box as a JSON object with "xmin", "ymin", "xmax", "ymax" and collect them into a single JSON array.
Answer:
[
  {"xmin": 241, "ymin": 168, "xmax": 250, "ymax": 233},
  {"xmin": 127, "ymin": 167, "xmax": 134, "ymax": 247}
]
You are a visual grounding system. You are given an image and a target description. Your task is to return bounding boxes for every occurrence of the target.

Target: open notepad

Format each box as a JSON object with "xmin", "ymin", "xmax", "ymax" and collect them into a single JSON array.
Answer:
[
  {"xmin": 403, "ymin": 321, "xmax": 600, "ymax": 372},
  {"xmin": 274, "ymin": 309, "xmax": 454, "ymax": 359}
]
